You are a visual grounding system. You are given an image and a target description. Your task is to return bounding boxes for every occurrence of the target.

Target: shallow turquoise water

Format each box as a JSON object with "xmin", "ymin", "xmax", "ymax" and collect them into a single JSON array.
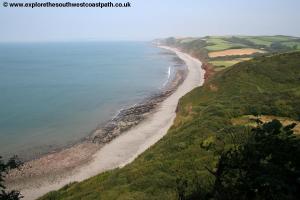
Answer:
[{"xmin": 0, "ymin": 42, "xmax": 176, "ymax": 159}]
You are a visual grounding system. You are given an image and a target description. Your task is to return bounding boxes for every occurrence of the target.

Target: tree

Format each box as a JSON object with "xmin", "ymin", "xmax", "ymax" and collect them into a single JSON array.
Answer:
[
  {"xmin": 211, "ymin": 120, "xmax": 300, "ymax": 200},
  {"xmin": 0, "ymin": 156, "xmax": 23, "ymax": 200},
  {"xmin": 176, "ymin": 176, "xmax": 188, "ymax": 200},
  {"xmin": 293, "ymin": 45, "xmax": 298, "ymax": 50}
]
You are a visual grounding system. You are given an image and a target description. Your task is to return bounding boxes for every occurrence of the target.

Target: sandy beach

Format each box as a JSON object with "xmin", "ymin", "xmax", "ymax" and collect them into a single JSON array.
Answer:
[{"xmin": 7, "ymin": 46, "xmax": 205, "ymax": 200}]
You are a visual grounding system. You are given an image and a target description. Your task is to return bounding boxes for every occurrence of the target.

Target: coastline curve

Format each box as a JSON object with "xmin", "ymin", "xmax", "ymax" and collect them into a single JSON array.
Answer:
[{"xmin": 8, "ymin": 46, "xmax": 205, "ymax": 200}]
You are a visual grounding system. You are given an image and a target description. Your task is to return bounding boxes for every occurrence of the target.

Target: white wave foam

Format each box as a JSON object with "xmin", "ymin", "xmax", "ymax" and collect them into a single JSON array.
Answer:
[{"xmin": 162, "ymin": 66, "xmax": 172, "ymax": 87}]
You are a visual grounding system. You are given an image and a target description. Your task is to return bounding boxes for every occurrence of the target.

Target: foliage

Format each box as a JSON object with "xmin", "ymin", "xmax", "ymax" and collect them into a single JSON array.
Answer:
[
  {"xmin": 0, "ymin": 156, "xmax": 23, "ymax": 200},
  {"xmin": 206, "ymin": 120, "xmax": 300, "ymax": 200}
]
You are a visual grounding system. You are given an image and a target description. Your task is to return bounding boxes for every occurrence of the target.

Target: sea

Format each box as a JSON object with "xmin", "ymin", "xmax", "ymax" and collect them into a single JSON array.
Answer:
[{"xmin": 0, "ymin": 41, "xmax": 177, "ymax": 160}]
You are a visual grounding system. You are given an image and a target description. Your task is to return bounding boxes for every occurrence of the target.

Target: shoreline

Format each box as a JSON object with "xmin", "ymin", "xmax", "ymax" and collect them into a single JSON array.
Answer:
[
  {"xmin": 7, "ymin": 46, "xmax": 205, "ymax": 200},
  {"xmin": 5, "ymin": 47, "xmax": 186, "ymax": 162},
  {"xmin": 6, "ymin": 47, "xmax": 187, "ymax": 183},
  {"xmin": 89, "ymin": 49, "xmax": 188, "ymax": 145}
]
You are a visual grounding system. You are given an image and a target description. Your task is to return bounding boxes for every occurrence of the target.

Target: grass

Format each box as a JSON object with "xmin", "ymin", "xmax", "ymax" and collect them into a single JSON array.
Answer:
[
  {"xmin": 205, "ymin": 37, "xmax": 244, "ymax": 52},
  {"xmin": 209, "ymin": 60, "xmax": 240, "ymax": 67},
  {"xmin": 281, "ymin": 41, "xmax": 300, "ymax": 50},
  {"xmin": 258, "ymin": 35, "xmax": 294, "ymax": 42},
  {"xmin": 240, "ymin": 36, "xmax": 273, "ymax": 46},
  {"xmin": 239, "ymin": 35, "xmax": 292, "ymax": 46},
  {"xmin": 231, "ymin": 115, "xmax": 300, "ymax": 134},
  {"xmin": 39, "ymin": 51, "xmax": 300, "ymax": 200},
  {"xmin": 178, "ymin": 38, "xmax": 199, "ymax": 44},
  {"xmin": 209, "ymin": 58, "xmax": 251, "ymax": 71}
]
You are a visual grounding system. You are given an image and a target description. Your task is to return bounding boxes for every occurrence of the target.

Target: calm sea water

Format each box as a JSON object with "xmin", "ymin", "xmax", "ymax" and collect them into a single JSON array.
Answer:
[{"xmin": 0, "ymin": 42, "xmax": 176, "ymax": 159}]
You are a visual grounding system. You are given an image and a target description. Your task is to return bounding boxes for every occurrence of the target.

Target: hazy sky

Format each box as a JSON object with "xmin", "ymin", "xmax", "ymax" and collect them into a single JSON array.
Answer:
[{"xmin": 1, "ymin": 0, "xmax": 300, "ymax": 42}]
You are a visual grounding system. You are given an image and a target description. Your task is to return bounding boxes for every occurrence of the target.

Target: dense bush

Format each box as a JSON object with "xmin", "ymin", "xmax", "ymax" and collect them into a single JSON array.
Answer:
[{"xmin": 205, "ymin": 120, "xmax": 300, "ymax": 200}]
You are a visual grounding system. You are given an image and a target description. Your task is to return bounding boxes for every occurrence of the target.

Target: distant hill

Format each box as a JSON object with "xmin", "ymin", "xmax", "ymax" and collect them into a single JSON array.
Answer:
[
  {"xmin": 40, "ymin": 41, "xmax": 300, "ymax": 200},
  {"xmin": 160, "ymin": 35, "xmax": 300, "ymax": 72}
]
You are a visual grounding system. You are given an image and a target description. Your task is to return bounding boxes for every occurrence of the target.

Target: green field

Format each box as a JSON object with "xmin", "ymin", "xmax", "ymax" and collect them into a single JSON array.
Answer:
[
  {"xmin": 173, "ymin": 35, "xmax": 300, "ymax": 55},
  {"xmin": 209, "ymin": 58, "xmax": 251, "ymax": 71},
  {"xmin": 204, "ymin": 36, "xmax": 245, "ymax": 51},
  {"xmin": 239, "ymin": 35, "xmax": 298, "ymax": 47},
  {"xmin": 281, "ymin": 41, "xmax": 300, "ymax": 50},
  {"xmin": 40, "ymin": 51, "xmax": 300, "ymax": 200},
  {"xmin": 209, "ymin": 60, "xmax": 240, "ymax": 67},
  {"xmin": 170, "ymin": 35, "xmax": 300, "ymax": 69},
  {"xmin": 239, "ymin": 36, "xmax": 273, "ymax": 46},
  {"xmin": 257, "ymin": 35, "xmax": 295, "ymax": 42}
]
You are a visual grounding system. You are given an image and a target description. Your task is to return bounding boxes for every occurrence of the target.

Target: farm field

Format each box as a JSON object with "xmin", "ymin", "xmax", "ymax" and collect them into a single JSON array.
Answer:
[
  {"xmin": 209, "ymin": 58, "xmax": 251, "ymax": 70},
  {"xmin": 204, "ymin": 36, "xmax": 244, "ymax": 51},
  {"xmin": 173, "ymin": 35, "xmax": 300, "ymax": 69},
  {"xmin": 208, "ymin": 48, "xmax": 265, "ymax": 58}
]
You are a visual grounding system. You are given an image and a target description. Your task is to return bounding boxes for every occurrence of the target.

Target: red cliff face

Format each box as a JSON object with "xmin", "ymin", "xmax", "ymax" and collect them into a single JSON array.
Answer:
[{"xmin": 201, "ymin": 63, "xmax": 215, "ymax": 80}]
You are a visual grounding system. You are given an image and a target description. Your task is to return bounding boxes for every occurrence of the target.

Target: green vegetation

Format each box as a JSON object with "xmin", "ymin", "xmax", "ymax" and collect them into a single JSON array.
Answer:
[
  {"xmin": 164, "ymin": 35, "xmax": 300, "ymax": 69},
  {"xmin": 209, "ymin": 58, "xmax": 250, "ymax": 71},
  {"xmin": 281, "ymin": 41, "xmax": 300, "ymax": 50},
  {"xmin": 205, "ymin": 36, "xmax": 245, "ymax": 52},
  {"xmin": 205, "ymin": 119, "xmax": 300, "ymax": 200},
  {"xmin": 209, "ymin": 60, "xmax": 240, "ymax": 68},
  {"xmin": 240, "ymin": 37, "xmax": 273, "ymax": 46},
  {"xmin": 232, "ymin": 115, "xmax": 300, "ymax": 133},
  {"xmin": 1, "ymin": 156, "xmax": 23, "ymax": 200},
  {"xmin": 40, "ymin": 50, "xmax": 300, "ymax": 199}
]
